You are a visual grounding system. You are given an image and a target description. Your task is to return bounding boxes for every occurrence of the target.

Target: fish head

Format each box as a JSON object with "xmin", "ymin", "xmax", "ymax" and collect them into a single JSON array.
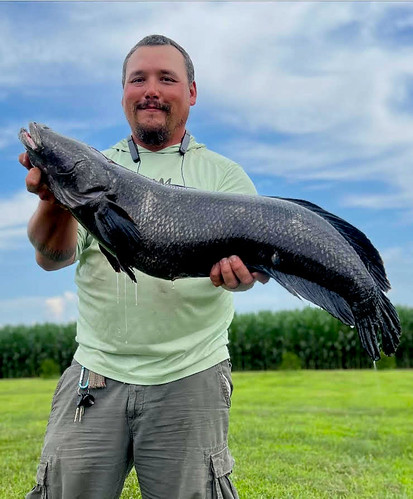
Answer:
[
  {"xmin": 19, "ymin": 122, "xmax": 45, "ymax": 154},
  {"xmin": 19, "ymin": 122, "xmax": 85, "ymax": 175},
  {"xmin": 19, "ymin": 122, "xmax": 111, "ymax": 209}
]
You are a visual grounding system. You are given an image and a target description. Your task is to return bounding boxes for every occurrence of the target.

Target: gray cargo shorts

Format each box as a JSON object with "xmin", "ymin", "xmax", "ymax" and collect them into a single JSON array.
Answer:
[{"xmin": 26, "ymin": 359, "xmax": 239, "ymax": 499}]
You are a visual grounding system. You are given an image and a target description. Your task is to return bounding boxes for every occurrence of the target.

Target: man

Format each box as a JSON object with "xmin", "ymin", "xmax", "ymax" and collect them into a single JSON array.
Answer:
[{"xmin": 22, "ymin": 35, "xmax": 267, "ymax": 499}]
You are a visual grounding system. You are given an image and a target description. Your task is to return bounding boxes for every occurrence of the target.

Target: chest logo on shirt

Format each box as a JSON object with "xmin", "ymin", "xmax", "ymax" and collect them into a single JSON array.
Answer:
[{"xmin": 157, "ymin": 177, "xmax": 173, "ymax": 185}]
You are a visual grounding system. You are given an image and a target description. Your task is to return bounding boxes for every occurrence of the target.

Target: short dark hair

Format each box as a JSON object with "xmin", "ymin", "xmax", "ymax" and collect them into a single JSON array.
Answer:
[{"xmin": 122, "ymin": 34, "xmax": 195, "ymax": 87}]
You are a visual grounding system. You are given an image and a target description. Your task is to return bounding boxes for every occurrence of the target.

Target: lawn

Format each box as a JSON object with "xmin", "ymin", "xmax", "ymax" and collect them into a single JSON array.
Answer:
[{"xmin": 1, "ymin": 370, "xmax": 412, "ymax": 498}]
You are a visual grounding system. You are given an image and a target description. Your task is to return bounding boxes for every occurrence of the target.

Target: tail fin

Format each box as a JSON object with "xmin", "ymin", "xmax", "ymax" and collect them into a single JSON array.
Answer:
[
  {"xmin": 354, "ymin": 291, "xmax": 401, "ymax": 361},
  {"xmin": 378, "ymin": 292, "xmax": 401, "ymax": 356},
  {"xmin": 354, "ymin": 314, "xmax": 381, "ymax": 361}
]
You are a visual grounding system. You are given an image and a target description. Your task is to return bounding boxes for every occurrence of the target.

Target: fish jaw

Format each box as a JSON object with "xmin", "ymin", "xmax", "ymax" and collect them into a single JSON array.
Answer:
[
  {"xmin": 19, "ymin": 128, "xmax": 38, "ymax": 151},
  {"xmin": 19, "ymin": 122, "xmax": 45, "ymax": 152}
]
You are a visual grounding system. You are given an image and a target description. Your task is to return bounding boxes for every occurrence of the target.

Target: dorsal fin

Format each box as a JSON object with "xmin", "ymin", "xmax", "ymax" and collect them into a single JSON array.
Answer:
[{"xmin": 271, "ymin": 197, "xmax": 390, "ymax": 292}]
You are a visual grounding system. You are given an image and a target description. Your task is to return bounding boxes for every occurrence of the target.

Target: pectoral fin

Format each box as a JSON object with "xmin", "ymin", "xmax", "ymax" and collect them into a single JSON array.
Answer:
[
  {"xmin": 94, "ymin": 201, "xmax": 140, "ymax": 282},
  {"xmin": 98, "ymin": 244, "xmax": 121, "ymax": 273},
  {"xmin": 98, "ymin": 243, "xmax": 137, "ymax": 282}
]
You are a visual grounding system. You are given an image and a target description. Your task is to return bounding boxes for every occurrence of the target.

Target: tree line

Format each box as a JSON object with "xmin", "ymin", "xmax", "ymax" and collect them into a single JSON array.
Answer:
[{"xmin": 0, "ymin": 307, "xmax": 412, "ymax": 378}]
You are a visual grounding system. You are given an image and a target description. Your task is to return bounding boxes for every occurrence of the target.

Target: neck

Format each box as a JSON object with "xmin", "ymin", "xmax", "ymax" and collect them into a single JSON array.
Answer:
[
  {"xmin": 133, "ymin": 137, "xmax": 170, "ymax": 152},
  {"xmin": 131, "ymin": 130, "xmax": 189, "ymax": 152}
]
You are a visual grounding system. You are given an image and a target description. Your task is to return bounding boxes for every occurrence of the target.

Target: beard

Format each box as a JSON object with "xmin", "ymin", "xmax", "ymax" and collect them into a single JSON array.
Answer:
[
  {"xmin": 133, "ymin": 100, "xmax": 173, "ymax": 147},
  {"xmin": 134, "ymin": 123, "xmax": 171, "ymax": 147}
]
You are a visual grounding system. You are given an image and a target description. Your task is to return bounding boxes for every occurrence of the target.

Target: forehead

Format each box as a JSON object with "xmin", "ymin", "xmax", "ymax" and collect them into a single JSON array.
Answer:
[{"xmin": 125, "ymin": 45, "xmax": 187, "ymax": 78}]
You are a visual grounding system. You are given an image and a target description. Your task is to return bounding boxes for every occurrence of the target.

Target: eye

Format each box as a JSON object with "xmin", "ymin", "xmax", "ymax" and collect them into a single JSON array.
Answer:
[
  {"xmin": 131, "ymin": 77, "xmax": 144, "ymax": 84},
  {"xmin": 161, "ymin": 76, "xmax": 176, "ymax": 83}
]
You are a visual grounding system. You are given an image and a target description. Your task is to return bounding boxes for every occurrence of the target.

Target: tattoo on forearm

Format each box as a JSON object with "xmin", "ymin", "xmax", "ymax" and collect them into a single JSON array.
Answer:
[{"xmin": 31, "ymin": 238, "xmax": 75, "ymax": 263}]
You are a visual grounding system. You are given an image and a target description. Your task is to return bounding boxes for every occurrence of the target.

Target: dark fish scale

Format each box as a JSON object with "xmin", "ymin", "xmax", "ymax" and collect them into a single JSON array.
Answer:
[{"xmin": 18, "ymin": 123, "xmax": 402, "ymax": 360}]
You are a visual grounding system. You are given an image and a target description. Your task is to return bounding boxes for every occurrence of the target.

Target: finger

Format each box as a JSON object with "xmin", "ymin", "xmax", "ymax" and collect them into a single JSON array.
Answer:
[
  {"xmin": 19, "ymin": 152, "xmax": 32, "ymax": 170},
  {"xmin": 25, "ymin": 167, "xmax": 43, "ymax": 194},
  {"xmin": 219, "ymin": 257, "xmax": 242, "ymax": 289},
  {"xmin": 228, "ymin": 255, "xmax": 254, "ymax": 285},
  {"xmin": 209, "ymin": 262, "xmax": 224, "ymax": 287},
  {"xmin": 38, "ymin": 187, "xmax": 56, "ymax": 203},
  {"xmin": 252, "ymin": 272, "xmax": 270, "ymax": 284},
  {"xmin": 25, "ymin": 169, "xmax": 56, "ymax": 203}
]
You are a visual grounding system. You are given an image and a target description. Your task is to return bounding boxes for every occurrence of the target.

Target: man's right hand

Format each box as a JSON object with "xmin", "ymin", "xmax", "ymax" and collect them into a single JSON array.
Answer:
[
  {"xmin": 19, "ymin": 152, "xmax": 78, "ymax": 271},
  {"xmin": 19, "ymin": 152, "xmax": 57, "ymax": 203}
]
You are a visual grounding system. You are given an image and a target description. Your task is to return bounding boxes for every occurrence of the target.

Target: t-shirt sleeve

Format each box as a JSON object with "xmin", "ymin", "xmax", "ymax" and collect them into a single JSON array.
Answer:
[
  {"xmin": 217, "ymin": 161, "xmax": 257, "ymax": 195},
  {"xmin": 75, "ymin": 223, "xmax": 93, "ymax": 261}
]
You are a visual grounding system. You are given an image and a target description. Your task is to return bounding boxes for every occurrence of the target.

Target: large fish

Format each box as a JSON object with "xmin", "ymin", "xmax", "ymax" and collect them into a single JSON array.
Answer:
[{"xmin": 19, "ymin": 122, "xmax": 401, "ymax": 360}]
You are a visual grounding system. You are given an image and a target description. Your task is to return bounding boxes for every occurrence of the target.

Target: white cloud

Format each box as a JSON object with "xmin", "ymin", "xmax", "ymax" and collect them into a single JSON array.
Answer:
[
  {"xmin": 186, "ymin": 3, "xmax": 413, "ymax": 218},
  {"xmin": 45, "ymin": 291, "xmax": 78, "ymax": 321},
  {"xmin": 0, "ymin": 3, "xmax": 184, "ymax": 88},
  {"xmin": 184, "ymin": 4, "xmax": 413, "ymax": 140},
  {"xmin": 0, "ymin": 291, "xmax": 78, "ymax": 326},
  {"xmin": 0, "ymin": 123, "xmax": 20, "ymax": 149},
  {"xmin": 381, "ymin": 245, "xmax": 412, "ymax": 267},
  {"xmin": 234, "ymin": 280, "xmax": 310, "ymax": 314},
  {"xmin": 3, "ymin": 3, "xmax": 413, "ymax": 148},
  {"xmin": 0, "ymin": 191, "xmax": 38, "ymax": 249},
  {"xmin": 0, "ymin": 226, "xmax": 28, "ymax": 250},
  {"xmin": 0, "ymin": 2, "xmax": 412, "ymax": 322},
  {"xmin": 0, "ymin": 190, "xmax": 37, "ymax": 229},
  {"xmin": 343, "ymin": 191, "xmax": 412, "ymax": 211},
  {"xmin": 224, "ymin": 136, "xmax": 413, "ymax": 216},
  {"xmin": 379, "ymin": 244, "xmax": 413, "ymax": 307}
]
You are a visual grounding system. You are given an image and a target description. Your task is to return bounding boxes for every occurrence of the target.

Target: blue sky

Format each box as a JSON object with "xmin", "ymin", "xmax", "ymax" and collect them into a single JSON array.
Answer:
[{"xmin": 0, "ymin": 1, "xmax": 412, "ymax": 325}]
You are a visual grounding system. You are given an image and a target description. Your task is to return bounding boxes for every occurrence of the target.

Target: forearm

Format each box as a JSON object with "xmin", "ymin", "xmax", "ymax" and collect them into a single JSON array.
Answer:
[{"xmin": 28, "ymin": 200, "xmax": 78, "ymax": 270}]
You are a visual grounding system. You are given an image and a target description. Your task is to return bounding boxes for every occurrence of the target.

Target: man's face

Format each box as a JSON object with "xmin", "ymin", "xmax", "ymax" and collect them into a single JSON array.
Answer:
[{"xmin": 122, "ymin": 45, "xmax": 197, "ymax": 150}]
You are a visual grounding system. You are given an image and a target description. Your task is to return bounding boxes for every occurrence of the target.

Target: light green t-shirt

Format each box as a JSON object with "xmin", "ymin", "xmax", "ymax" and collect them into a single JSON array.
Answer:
[{"xmin": 73, "ymin": 136, "xmax": 257, "ymax": 384}]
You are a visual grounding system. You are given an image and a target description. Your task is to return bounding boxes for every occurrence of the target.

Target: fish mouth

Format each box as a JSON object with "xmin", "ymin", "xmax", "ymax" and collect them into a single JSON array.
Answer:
[{"xmin": 19, "ymin": 122, "xmax": 46, "ymax": 151}]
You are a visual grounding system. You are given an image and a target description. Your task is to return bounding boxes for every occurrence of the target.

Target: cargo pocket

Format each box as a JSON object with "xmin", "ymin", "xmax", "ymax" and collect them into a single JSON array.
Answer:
[
  {"xmin": 26, "ymin": 460, "xmax": 49, "ymax": 498},
  {"xmin": 217, "ymin": 361, "xmax": 233, "ymax": 408},
  {"xmin": 210, "ymin": 446, "xmax": 239, "ymax": 499}
]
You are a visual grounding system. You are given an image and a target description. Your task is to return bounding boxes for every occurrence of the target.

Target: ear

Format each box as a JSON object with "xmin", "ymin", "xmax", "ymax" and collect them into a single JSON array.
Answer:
[{"xmin": 189, "ymin": 81, "xmax": 197, "ymax": 106}]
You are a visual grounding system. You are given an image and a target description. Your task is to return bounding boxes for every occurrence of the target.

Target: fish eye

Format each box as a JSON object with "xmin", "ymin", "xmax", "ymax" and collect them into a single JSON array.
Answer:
[{"xmin": 54, "ymin": 159, "xmax": 81, "ymax": 175}]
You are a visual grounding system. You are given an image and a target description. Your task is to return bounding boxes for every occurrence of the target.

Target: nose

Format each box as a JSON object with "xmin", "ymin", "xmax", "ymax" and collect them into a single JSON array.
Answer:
[{"xmin": 144, "ymin": 77, "xmax": 160, "ymax": 99}]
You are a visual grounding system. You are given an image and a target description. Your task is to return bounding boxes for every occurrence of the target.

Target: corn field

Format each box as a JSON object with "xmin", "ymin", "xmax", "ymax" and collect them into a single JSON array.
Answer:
[
  {"xmin": 0, "ymin": 307, "xmax": 412, "ymax": 378},
  {"xmin": 229, "ymin": 306, "xmax": 412, "ymax": 370}
]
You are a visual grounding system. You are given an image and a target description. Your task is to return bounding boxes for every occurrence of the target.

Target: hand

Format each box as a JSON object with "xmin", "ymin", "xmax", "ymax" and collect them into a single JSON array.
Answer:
[
  {"xmin": 210, "ymin": 255, "xmax": 269, "ymax": 291},
  {"xmin": 19, "ymin": 152, "xmax": 56, "ymax": 203}
]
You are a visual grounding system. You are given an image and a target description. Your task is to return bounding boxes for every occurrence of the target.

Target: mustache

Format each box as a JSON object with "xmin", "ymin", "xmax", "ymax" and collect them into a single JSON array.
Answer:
[{"xmin": 135, "ymin": 101, "xmax": 170, "ymax": 112}]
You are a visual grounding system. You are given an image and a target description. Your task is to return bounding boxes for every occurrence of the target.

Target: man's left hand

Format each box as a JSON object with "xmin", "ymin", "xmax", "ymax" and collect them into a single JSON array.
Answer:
[{"xmin": 210, "ymin": 255, "xmax": 269, "ymax": 292}]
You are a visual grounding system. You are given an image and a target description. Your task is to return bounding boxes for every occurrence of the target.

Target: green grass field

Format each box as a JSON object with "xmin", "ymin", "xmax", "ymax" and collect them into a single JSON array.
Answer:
[{"xmin": 1, "ymin": 370, "xmax": 412, "ymax": 498}]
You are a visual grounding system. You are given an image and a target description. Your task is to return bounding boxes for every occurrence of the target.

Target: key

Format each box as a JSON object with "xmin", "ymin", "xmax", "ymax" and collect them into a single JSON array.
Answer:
[
  {"xmin": 79, "ymin": 393, "xmax": 94, "ymax": 422},
  {"xmin": 74, "ymin": 392, "xmax": 83, "ymax": 423},
  {"xmin": 74, "ymin": 392, "xmax": 95, "ymax": 423}
]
